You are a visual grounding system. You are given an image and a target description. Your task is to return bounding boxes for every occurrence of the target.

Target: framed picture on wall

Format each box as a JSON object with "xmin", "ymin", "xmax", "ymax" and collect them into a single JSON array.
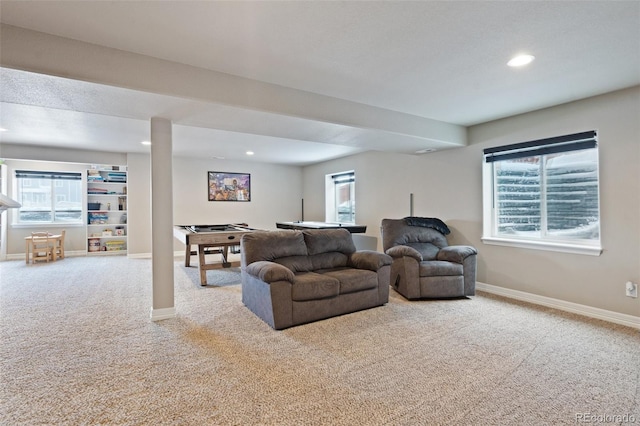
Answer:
[{"xmin": 208, "ymin": 171, "xmax": 251, "ymax": 202}]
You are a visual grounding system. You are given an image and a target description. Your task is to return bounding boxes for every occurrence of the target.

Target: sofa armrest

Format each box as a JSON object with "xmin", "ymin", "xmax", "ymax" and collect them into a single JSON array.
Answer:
[
  {"xmin": 245, "ymin": 261, "xmax": 295, "ymax": 284},
  {"xmin": 385, "ymin": 245, "xmax": 422, "ymax": 262},
  {"xmin": 437, "ymin": 245, "xmax": 477, "ymax": 263},
  {"xmin": 349, "ymin": 250, "xmax": 392, "ymax": 271}
]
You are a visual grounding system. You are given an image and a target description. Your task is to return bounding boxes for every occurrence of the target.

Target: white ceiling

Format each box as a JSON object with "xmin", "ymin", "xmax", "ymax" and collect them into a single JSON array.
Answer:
[{"xmin": 1, "ymin": 1, "xmax": 639, "ymax": 165}]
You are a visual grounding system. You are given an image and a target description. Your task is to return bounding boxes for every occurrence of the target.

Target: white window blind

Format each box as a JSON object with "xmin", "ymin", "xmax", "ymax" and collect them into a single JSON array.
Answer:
[
  {"xmin": 15, "ymin": 170, "xmax": 83, "ymax": 224},
  {"xmin": 482, "ymin": 131, "xmax": 601, "ymax": 255}
]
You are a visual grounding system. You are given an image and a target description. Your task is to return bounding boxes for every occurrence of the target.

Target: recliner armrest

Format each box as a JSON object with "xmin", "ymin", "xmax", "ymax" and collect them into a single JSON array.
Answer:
[
  {"xmin": 385, "ymin": 245, "xmax": 422, "ymax": 261},
  {"xmin": 349, "ymin": 250, "xmax": 392, "ymax": 271},
  {"xmin": 245, "ymin": 261, "xmax": 295, "ymax": 284},
  {"xmin": 437, "ymin": 245, "xmax": 477, "ymax": 263}
]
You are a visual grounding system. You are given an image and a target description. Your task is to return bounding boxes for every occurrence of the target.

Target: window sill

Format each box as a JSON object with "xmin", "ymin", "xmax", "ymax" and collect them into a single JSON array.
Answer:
[
  {"xmin": 11, "ymin": 223, "xmax": 84, "ymax": 229},
  {"xmin": 481, "ymin": 236, "xmax": 602, "ymax": 256}
]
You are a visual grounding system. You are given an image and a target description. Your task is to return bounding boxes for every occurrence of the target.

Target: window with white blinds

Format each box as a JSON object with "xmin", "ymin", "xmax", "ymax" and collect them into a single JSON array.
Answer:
[
  {"xmin": 482, "ymin": 131, "xmax": 602, "ymax": 255},
  {"xmin": 329, "ymin": 171, "xmax": 355, "ymax": 223},
  {"xmin": 15, "ymin": 170, "xmax": 83, "ymax": 224}
]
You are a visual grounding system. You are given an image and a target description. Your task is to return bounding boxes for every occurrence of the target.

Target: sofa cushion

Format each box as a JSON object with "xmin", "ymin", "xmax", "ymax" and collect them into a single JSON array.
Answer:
[
  {"xmin": 349, "ymin": 250, "xmax": 393, "ymax": 271},
  {"xmin": 407, "ymin": 242, "xmax": 440, "ymax": 261},
  {"xmin": 437, "ymin": 245, "xmax": 478, "ymax": 263},
  {"xmin": 245, "ymin": 261, "xmax": 295, "ymax": 283},
  {"xmin": 241, "ymin": 230, "xmax": 307, "ymax": 265},
  {"xmin": 275, "ymin": 255, "xmax": 313, "ymax": 273},
  {"xmin": 385, "ymin": 245, "xmax": 422, "ymax": 261},
  {"xmin": 291, "ymin": 272, "xmax": 340, "ymax": 301},
  {"xmin": 309, "ymin": 252, "xmax": 349, "ymax": 270},
  {"xmin": 419, "ymin": 260, "xmax": 463, "ymax": 277},
  {"xmin": 382, "ymin": 219, "xmax": 449, "ymax": 252},
  {"xmin": 303, "ymin": 229, "xmax": 356, "ymax": 256},
  {"xmin": 320, "ymin": 268, "xmax": 378, "ymax": 295}
]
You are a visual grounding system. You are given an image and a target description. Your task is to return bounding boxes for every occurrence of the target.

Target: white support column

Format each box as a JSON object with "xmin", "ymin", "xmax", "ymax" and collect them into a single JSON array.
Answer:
[{"xmin": 149, "ymin": 117, "xmax": 176, "ymax": 321}]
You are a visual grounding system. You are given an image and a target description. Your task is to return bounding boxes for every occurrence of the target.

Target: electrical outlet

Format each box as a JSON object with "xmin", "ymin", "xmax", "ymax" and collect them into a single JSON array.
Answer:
[{"xmin": 625, "ymin": 281, "xmax": 638, "ymax": 298}]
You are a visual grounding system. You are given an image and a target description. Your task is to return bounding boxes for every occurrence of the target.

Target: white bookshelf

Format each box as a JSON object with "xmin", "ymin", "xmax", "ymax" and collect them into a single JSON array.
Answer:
[{"xmin": 86, "ymin": 167, "xmax": 128, "ymax": 255}]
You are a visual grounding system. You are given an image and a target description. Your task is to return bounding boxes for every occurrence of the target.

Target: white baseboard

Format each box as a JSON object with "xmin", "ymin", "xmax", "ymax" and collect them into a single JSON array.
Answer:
[
  {"xmin": 150, "ymin": 306, "xmax": 176, "ymax": 321},
  {"xmin": 476, "ymin": 282, "xmax": 640, "ymax": 330},
  {"xmin": 4, "ymin": 250, "xmax": 89, "ymax": 261},
  {"xmin": 128, "ymin": 252, "xmax": 152, "ymax": 259},
  {"xmin": 5, "ymin": 251, "xmax": 193, "ymax": 261},
  {"xmin": 60, "ymin": 250, "xmax": 87, "ymax": 258},
  {"xmin": 128, "ymin": 251, "xmax": 185, "ymax": 259}
]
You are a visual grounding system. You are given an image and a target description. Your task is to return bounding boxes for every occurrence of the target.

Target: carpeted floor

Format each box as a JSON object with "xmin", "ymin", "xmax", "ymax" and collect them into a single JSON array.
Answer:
[{"xmin": 1, "ymin": 256, "xmax": 638, "ymax": 425}]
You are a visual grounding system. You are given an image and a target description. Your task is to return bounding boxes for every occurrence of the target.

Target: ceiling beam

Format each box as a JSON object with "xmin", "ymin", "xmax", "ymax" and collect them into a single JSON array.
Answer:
[{"xmin": 1, "ymin": 24, "xmax": 466, "ymax": 148}]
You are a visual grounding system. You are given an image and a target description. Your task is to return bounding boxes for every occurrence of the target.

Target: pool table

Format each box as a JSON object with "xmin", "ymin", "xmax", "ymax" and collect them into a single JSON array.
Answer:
[{"xmin": 275, "ymin": 221, "xmax": 367, "ymax": 233}]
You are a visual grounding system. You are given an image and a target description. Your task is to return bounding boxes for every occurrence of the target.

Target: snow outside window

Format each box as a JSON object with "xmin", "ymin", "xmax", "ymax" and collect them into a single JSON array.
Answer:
[{"xmin": 482, "ymin": 131, "xmax": 602, "ymax": 255}]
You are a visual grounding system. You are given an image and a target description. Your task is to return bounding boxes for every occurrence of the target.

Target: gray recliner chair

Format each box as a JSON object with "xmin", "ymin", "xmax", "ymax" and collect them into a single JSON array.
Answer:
[{"xmin": 381, "ymin": 218, "xmax": 477, "ymax": 299}]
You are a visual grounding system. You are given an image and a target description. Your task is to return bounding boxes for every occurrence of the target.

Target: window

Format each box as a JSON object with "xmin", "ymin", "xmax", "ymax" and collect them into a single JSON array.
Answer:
[
  {"xmin": 327, "ymin": 171, "xmax": 355, "ymax": 223},
  {"xmin": 15, "ymin": 170, "xmax": 83, "ymax": 224},
  {"xmin": 482, "ymin": 131, "xmax": 601, "ymax": 255}
]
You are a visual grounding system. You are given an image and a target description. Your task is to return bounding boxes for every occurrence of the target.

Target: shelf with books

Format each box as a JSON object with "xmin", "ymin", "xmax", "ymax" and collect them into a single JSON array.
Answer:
[{"xmin": 86, "ymin": 166, "xmax": 128, "ymax": 254}]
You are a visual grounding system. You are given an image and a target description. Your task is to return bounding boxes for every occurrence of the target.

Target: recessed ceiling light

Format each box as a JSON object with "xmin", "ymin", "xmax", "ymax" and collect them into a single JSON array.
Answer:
[
  {"xmin": 246, "ymin": 151, "xmax": 254, "ymax": 156},
  {"xmin": 508, "ymin": 54, "xmax": 535, "ymax": 67},
  {"xmin": 141, "ymin": 141, "xmax": 151, "ymax": 145},
  {"xmin": 0, "ymin": 128, "xmax": 7, "ymax": 132},
  {"xmin": 415, "ymin": 148, "xmax": 436, "ymax": 154}
]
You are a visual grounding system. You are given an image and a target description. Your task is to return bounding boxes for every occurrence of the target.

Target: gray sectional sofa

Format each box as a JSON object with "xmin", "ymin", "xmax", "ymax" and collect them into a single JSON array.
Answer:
[{"xmin": 240, "ymin": 228, "xmax": 392, "ymax": 329}]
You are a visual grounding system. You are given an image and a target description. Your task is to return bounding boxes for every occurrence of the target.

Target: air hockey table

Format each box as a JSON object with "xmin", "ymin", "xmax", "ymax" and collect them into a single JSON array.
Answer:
[{"xmin": 173, "ymin": 224, "xmax": 257, "ymax": 286}]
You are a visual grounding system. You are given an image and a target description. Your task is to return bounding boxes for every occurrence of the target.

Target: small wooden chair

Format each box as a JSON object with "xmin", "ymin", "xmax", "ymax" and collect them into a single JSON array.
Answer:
[
  {"xmin": 31, "ymin": 232, "xmax": 54, "ymax": 263},
  {"xmin": 54, "ymin": 229, "xmax": 66, "ymax": 260}
]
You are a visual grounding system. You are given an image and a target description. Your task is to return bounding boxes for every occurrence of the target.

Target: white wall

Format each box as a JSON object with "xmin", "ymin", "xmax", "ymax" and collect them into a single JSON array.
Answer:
[
  {"xmin": 302, "ymin": 86, "xmax": 640, "ymax": 317},
  {"xmin": 170, "ymin": 156, "xmax": 303, "ymax": 254},
  {"xmin": 0, "ymin": 149, "xmax": 126, "ymax": 256},
  {"xmin": 127, "ymin": 154, "xmax": 303, "ymax": 255},
  {"xmin": 126, "ymin": 153, "xmax": 151, "ymax": 255},
  {"xmin": 1, "ymin": 150, "xmax": 303, "ymax": 257},
  {"xmin": 469, "ymin": 87, "xmax": 639, "ymax": 317},
  {"xmin": 2, "ymin": 88, "xmax": 637, "ymax": 317},
  {"xmin": 302, "ymin": 148, "xmax": 481, "ymax": 248},
  {"xmin": 0, "ymin": 144, "xmax": 127, "ymax": 166},
  {"xmin": 172, "ymin": 156, "xmax": 302, "ymax": 228}
]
